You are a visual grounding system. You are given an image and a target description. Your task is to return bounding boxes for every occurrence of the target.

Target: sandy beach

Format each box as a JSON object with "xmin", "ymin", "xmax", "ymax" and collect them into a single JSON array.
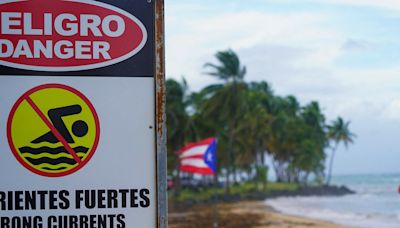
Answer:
[{"xmin": 169, "ymin": 201, "xmax": 344, "ymax": 228}]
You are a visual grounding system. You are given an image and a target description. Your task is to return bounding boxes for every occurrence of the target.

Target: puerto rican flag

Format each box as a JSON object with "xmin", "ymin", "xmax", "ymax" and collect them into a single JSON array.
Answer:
[{"xmin": 178, "ymin": 137, "xmax": 217, "ymax": 175}]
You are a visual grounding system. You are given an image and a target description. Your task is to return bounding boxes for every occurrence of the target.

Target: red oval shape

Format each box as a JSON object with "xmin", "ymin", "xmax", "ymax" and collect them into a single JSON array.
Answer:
[{"xmin": 0, "ymin": 0, "xmax": 147, "ymax": 71}]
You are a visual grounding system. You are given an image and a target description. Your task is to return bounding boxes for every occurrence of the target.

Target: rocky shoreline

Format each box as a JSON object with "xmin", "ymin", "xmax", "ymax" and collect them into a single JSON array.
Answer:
[
  {"xmin": 266, "ymin": 185, "xmax": 355, "ymax": 198},
  {"xmin": 172, "ymin": 185, "xmax": 355, "ymax": 209}
]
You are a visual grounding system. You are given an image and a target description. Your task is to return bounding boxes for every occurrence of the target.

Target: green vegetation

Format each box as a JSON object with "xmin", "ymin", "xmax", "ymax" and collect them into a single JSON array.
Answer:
[
  {"xmin": 173, "ymin": 181, "xmax": 299, "ymax": 203},
  {"xmin": 166, "ymin": 49, "xmax": 355, "ymax": 194}
]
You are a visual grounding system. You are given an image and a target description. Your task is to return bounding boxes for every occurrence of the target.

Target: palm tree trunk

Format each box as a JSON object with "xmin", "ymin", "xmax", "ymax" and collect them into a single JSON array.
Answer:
[
  {"xmin": 233, "ymin": 169, "xmax": 238, "ymax": 184},
  {"xmin": 225, "ymin": 167, "xmax": 231, "ymax": 194},
  {"xmin": 259, "ymin": 147, "xmax": 267, "ymax": 191},
  {"xmin": 326, "ymin": 144, "xmax": 338, "ymax": 185},
  {"xmin": 272, "ymin": 160, "xmax": 282, "ymax": 182},
  {"xmin": 228, "ymin": 128, "xmax": 235, "ymax": 191},
  {"xmin": 173, "ymin": 142, "xmax": 182, "ymax": 197},
  {"xmin": 231, "ymin": 81, "xmax": 238, "ymax": 185}
]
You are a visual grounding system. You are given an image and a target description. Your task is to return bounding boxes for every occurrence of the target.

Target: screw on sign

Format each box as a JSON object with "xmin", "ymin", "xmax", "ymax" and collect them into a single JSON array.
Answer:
[{"xmin": 7, "ymin": 84, "xmax": 100, "ymax": 177}]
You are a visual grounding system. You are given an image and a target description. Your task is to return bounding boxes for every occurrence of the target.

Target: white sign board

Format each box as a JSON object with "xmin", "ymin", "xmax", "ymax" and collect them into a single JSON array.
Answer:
[{"xmin": 0, "ymin": 0, "xmax": 161, "ymax": 227}]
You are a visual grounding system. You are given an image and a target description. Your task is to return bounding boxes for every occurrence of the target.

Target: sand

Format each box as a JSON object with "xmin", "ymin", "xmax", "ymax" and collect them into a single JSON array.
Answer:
[{"xmin": 169, "ymin": 201, "xmax": 345, "ymax": 228}]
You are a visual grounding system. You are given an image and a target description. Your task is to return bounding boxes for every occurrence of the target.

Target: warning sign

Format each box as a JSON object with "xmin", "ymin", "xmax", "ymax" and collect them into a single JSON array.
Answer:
[
  {"xmin": 7, "ymin": 84, "xmax": 100, "ymax": 177},
  {"xmin": 0, "ymin": 0, "xmax": 163, "ymax": 226}
]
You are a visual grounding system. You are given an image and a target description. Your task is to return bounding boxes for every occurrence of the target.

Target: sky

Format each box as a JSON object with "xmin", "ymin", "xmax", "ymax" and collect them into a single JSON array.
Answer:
[{"xmin": 165, "ymin": 0, "xmax": 400, "ymax": 175}]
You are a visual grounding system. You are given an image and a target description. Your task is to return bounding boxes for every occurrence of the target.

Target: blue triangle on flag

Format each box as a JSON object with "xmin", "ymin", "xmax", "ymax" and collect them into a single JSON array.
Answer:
[{"xmin": 203, "ymin": 139, "xmax": 217, "ymax": 173}]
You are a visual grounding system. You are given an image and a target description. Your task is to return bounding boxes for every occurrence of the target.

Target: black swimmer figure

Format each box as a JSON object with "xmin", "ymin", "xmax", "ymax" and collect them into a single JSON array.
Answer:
[{"xmin": 31, "ymin": 105, "xmax": 88, "ymax": 144}]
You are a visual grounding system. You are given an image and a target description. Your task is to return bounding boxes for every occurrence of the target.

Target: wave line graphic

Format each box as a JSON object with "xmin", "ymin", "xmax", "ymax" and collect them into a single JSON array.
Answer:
[
  {"xmin": 36, "ymin": 163, "xmax": 74, "ymax": 171},
  {"xmin": 23, "ymin": 152, "xmax": 87, "ymax": 159},
  {"xmin": 26, "ymin": 157, "xmax": 79, "ymax": 166},
  {"xmin": 19, "ymin": 146, "xmax": 89, "ymax": 155}
]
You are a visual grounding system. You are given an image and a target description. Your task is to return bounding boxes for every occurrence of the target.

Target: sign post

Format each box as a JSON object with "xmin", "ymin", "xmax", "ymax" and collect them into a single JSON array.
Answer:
[{"xmin": 0, "ymin": 0, "xmax": 167, "ymax": 227}]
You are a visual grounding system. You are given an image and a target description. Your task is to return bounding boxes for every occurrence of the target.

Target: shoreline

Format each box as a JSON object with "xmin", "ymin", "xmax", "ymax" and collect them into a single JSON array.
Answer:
[
  {"xmin": 169, "ymin": 200, "xmax": 345, "ymax": 228},
  {"xmin": 171, "ymin": 184, "xmax": 355, "ymax": 209},
  {"xmin": 264, "ymin": 200, "xmax": 346, "ymax": 228},
  {"xmin": 168, "ymin": 185, "xmax": 354, "ymax": 227}
]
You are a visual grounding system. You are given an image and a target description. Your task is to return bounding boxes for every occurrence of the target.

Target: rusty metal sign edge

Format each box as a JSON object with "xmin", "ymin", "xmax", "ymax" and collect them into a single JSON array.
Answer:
[{"xmin": 155, "ymin": 0, "xmax": 167, "ymax": 227}]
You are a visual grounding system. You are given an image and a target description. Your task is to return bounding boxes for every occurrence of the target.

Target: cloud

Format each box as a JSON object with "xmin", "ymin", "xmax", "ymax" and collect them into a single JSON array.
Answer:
[
  {"xmin": 166, "ymin": 3, "xmax": 383, "ymax": 119},
  {"xmin": 166, "ymin": 9, "xmax": 340, "ymax": 90},
  {"xmin": 165, "ymin": 0, "xmax": 400, "ymax": 174},
  {"xmin": 315, "ymin": 67, "xmax": 400, "ymax": 120},
  {"xmin": 341, "ymin": 39, "xmax": 370, "ymax": 52},
  {"xmin": 165, "ymin": 1, "xmax": 400, "ymax": 122},
  {"xmin": 307, "ymin": 0, "xmax": 400, "ymax": 11},
  {"xmin": 381, "ymin": 99, "xmax": 400, "ymax": 121},
  {"xmin": 238, "ymin": 44, "xmax": 338, "ymax": 95}
]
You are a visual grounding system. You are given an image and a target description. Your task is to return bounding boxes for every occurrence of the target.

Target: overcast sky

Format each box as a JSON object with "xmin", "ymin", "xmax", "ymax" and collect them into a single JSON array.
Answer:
[{"xmin": 165, "ymin": 0, "xmax": 400, "ymax": 175}]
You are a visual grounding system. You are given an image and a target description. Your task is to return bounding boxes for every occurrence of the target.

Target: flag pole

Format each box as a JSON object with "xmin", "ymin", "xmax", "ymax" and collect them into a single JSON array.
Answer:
[
  {"xmin": 213, "ymin": 173, "xmax": 219, "ymax": 228},
  {"xmin": 213, "ymin": 138, "xmax": 219, "ymax": 228}
]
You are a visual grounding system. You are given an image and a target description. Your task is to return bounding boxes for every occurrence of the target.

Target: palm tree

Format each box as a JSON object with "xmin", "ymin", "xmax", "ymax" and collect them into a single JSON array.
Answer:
[
  {"xmin": 203, "ymin": 49, "xmax": 247, "ymax": 191},
  {"xmin": 236, "ymin": 81, "xmax": 274, "ymax": 189},
  {"xmin": 267, "ymin": 98, "xmax": 328, "ymax": 183},
  {"xmin": 295, "ymin": 102, "xmax": 327, "ymax": 183},
  {"xmin": 267, "ymin": 95, "xmax": 301, "ymax": 182},
  {"xmin": 326, "ymin": 117, "xmax": 355, "ymax": 184},
  {"xmin": 204, "ymin": 49, "xmax": 246, "ymax": 82},
  {"xmin": 166, "ymin": 78, "xmax": 191, "ymax": 156},
  {"xmin": 166, "ymin": 78, "xmax": 197, "ymax": 195}
]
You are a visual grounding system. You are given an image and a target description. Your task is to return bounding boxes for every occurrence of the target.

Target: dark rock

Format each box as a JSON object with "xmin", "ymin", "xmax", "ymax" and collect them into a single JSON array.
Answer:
[
  {"xmin": 265, "ymin": 185, "xmax": 355, "ymax": 199},
  {"xmin": 172, "ymin": 185, "xmax": 355, "ymax": 209}
]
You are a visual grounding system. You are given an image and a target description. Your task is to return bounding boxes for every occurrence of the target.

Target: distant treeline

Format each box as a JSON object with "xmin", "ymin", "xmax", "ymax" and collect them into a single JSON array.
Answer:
[{"xmin": 166, "ymin": 49, "xmax": 355, "ymax": 189}]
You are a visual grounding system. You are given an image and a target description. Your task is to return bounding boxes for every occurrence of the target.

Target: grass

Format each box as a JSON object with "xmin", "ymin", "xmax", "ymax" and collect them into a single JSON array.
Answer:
[{"xmin": 170, "ymin": 181, "xmax": 299, "ymax": 203}]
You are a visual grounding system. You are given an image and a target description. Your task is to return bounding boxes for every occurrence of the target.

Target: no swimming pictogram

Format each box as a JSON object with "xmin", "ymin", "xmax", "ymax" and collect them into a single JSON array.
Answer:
[{"xmin": 7, "ymin": 84, "xmax": 100, "ymax": 177}]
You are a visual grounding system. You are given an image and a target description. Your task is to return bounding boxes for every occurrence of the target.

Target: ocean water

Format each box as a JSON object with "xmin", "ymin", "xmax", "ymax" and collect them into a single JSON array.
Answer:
[{"xmin": 266, "ymin": 174, "xmax": 400, "ymax": 228}]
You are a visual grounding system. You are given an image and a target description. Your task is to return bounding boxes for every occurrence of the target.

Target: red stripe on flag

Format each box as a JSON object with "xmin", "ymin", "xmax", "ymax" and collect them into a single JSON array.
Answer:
[
  {"xmin": 179, "ymin": 155, "xmax": 204, "ymax": 160},
  {"xmin": 180, "ymin": 165, "xmax": 214, "ymax": 175},
  {"xmin": 177, "ymin": 137, "xmax": 215, "ymax": 154}
]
